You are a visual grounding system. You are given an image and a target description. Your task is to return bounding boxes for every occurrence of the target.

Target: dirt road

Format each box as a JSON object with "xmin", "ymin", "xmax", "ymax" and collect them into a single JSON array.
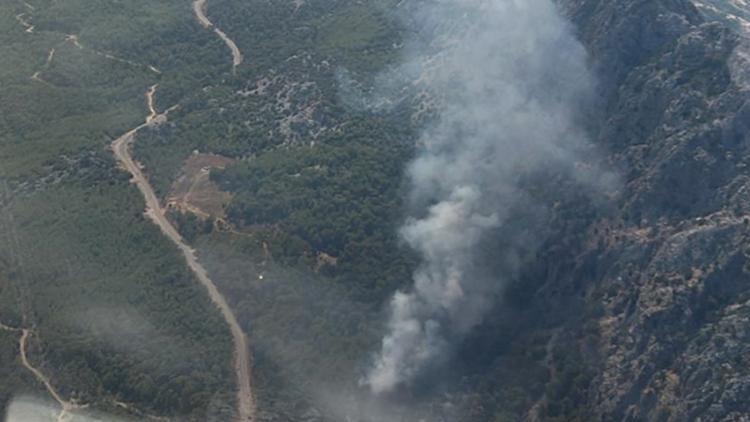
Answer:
[
  {"xmin": 111, "ymin": 87, "xmax": 256, "ymax": 422},
  {"xmin": 18, "ymin": 329, "xmax": 83, "ymax": 422},
  {"xmin": 64, "ymin": 34, "xmax": 161, "ymax": 74},
  {"xmin": 2, "ymin": 322, "xmax": 82, "ymax": 421},
  {"xmin": 192, "ymin": 0, "xmax": 243, "ymax": 69}
]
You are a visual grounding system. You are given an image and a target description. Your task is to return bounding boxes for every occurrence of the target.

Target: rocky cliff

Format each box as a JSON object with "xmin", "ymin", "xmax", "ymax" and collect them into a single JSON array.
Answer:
[{"xmin": 539, "ymin": 0, "xmax": 750, "ymax": 420}]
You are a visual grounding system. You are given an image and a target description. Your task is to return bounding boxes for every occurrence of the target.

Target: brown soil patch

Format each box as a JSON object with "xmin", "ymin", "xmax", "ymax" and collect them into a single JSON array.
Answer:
[
  {"xmin": 167, "ymin": 153, "xmax": 234, "ymax": 219},
  {"xmin": 315, "ymin": 251, "xmax": 338, "ymax": 272}
]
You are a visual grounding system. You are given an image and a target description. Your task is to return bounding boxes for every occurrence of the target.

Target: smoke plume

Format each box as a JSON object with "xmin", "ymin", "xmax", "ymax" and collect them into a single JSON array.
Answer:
[{"xmin": 364, "ymin": 0, "xmax": 604, "ymax": 394}]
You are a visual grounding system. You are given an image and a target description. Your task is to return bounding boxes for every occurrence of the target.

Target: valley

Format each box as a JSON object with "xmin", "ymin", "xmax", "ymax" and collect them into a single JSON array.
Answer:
[{"xmin": 1, "ymin": 0, "xmax": 750, "ymax": 421}]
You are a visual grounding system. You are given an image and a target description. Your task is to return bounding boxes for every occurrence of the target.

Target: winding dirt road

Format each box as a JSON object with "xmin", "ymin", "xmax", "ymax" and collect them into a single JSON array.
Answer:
[
  {"xmin": 1, "ymin": 322, "xmax": 83, "ymax": 422},
  {"xmin": 18, "ymin": 330, "xmax": 85, "ymax": 422},
  {"xmin": 192, "ymin": 0, "xmax": 243, "ymax": 70},
  {"xmin": 112, "ymin": 87, "xmax": 256, "ymax": 422}
]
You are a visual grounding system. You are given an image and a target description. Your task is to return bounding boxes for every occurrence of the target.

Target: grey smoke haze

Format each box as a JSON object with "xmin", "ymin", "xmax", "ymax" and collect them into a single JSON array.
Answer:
[{"xmin": 364, "ymin": 0, "xmax": 607, "ymax": 394}]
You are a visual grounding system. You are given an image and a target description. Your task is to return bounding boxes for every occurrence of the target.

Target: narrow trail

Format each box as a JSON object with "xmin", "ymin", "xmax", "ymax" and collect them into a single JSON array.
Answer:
[
  {"xmin": 5, "ymin": 324, "xmax": 164, "ymax": 421},
  {"xmin": 30, "ymin": 47, "xmax": 55, "ymax": 84},
  {"xmin": 111, "ymin": 86, "xmax": 256, "ymax": 422},
  {"xmin": 15, "ymin": 13, "xmax": 34, "ymax": 33},
  {"xmin": 145, "ymin": 84, "xmax": 158, "ymax": 122},
  {"xmin": 1, "ymin": 322, "xmax": 85, "ymax": 422},
  {"xmin": 65, "ymin": 34, "xmax": 161, "ymax": 74},
  {"xmin": 18, "ymin": 330, "xmax": 87, "ymax": 422},
  {"xmin": 46, "ymin": 47, "xmax": 56, "ymax": 66},
  {"xmin": 192, "ymin": 0, "xmax": 243, "ymax": 71}
]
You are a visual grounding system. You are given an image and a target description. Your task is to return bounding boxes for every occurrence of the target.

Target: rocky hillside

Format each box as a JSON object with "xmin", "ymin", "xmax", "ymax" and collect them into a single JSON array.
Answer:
[
  {"xmin": 2, "ymin": 0, "xmax": 747, "ymax": 420},
  {"xmin": 534, "ymin": 0, "xmax": 750, "ymax": 420},
  {"xmin": 209, "ymin": 2, "xmax": 750, "ymax": 420}
]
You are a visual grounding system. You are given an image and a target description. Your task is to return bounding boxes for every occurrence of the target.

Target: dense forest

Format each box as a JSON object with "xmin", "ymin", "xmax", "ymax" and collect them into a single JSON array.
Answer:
[
  {"xmin": 5, "ymin": 0, "xmax": 730, "ymax": 420},
  {"xmin": 0, "ymin": 0, "xmax": 594, "ymax": 418},
  {"xmin": 0, "ymin": 0, "xmax": 236, "ymax": 419},
  {"xmin": 130, "ymin": 0, "xmax": 607, "ymax": 419}
]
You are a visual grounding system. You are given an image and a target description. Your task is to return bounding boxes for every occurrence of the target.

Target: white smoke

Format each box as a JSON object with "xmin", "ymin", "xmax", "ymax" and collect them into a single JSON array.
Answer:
[{"xmin": 364, "ymin": 0, "xmax": 605, "ymax": 394}]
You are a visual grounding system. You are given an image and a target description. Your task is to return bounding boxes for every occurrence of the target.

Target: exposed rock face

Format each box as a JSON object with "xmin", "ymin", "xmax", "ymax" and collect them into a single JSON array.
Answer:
[{"xmin": 544, "ymin": 0, "xmax": 750, "ymax": 420}]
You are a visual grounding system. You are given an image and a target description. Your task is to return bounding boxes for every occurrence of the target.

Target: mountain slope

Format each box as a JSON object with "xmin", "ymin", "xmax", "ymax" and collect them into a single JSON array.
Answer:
[
  {"xmin": 532, "ymin": 0, "xmax": 750, "ymax": 419},
  {"xmin": 2, "ymin": 0, "xmax": 749, "ymax": 421}
]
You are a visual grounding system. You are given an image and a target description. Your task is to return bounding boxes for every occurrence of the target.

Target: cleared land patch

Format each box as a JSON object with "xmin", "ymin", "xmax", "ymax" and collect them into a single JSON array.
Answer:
[{"xmin": 167, "ymin": 153, "xmax": 234, "ymax": 220}]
